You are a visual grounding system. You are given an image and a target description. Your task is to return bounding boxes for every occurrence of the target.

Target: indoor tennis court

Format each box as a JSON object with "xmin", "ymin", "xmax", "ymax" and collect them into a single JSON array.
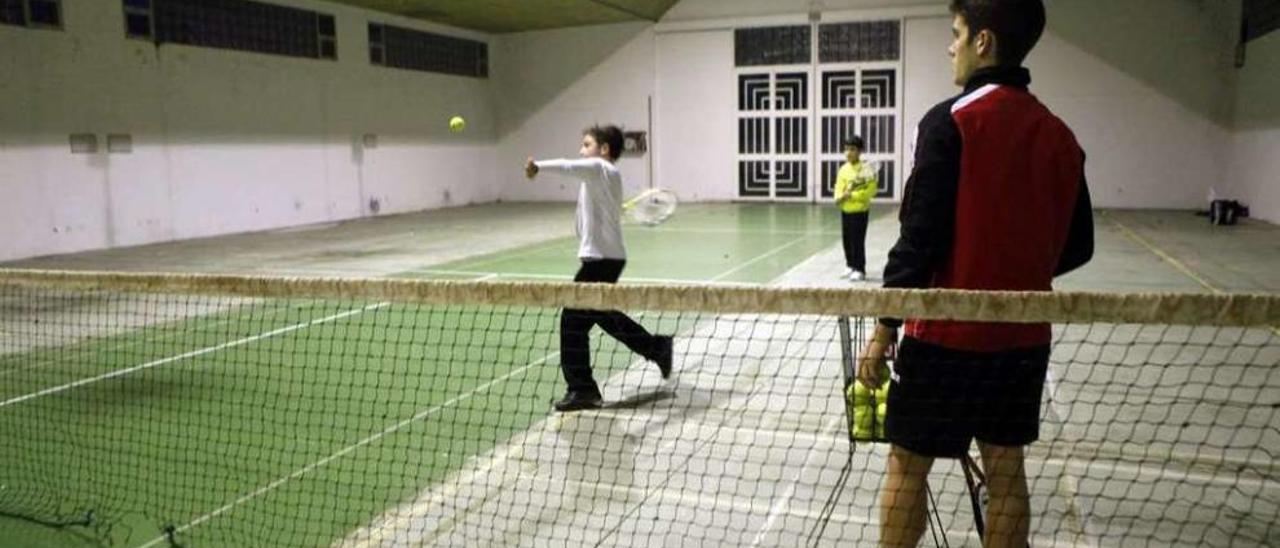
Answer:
[{"xmin": 2, "ymin": 1, "xmax": 1278, "ymax": 547}]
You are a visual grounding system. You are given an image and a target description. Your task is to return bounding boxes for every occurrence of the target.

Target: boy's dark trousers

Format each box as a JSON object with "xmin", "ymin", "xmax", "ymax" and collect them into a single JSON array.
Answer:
[
  {"xmin": 841, "ymin": 211, "xmax": 869, "ymax": 272},
  {"xmin": 560, "ymin": 259, "xmax": 661, "ymax": 395}
]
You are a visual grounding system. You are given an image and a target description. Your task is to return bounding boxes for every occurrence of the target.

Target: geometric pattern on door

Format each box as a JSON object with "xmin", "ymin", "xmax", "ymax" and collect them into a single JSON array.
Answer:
[
  {"xmin": 735, "ymin": 20, "xmax": 901, "ymax": 202},
  {"xmin": 736, "ymin": 71, "xmax": 811, "ymax": 200}
]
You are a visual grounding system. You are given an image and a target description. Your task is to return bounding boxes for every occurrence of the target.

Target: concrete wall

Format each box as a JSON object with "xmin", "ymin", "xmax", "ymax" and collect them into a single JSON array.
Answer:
[
  {"xmin": 492, "ymin": 22, "xmax": 656, "ymax": 202},
  {"xmin": 653, "ymin": 27, "xmax": 737, "ymax": 202},
  {"xmin": 1036, "ymin": 0, "xmax": 1240, "ymax": 210},
  {"xmin": 645, "ymin": 0, "xmax": 1245, "ymax": 208},
  {"xmin": 1228, "ymin": 30, "xmax": 1280, "ymax": 224},
  {"xmin": 0, "ymin": 0, "xmax": 497, "ymax": 262},
  {"xmin": 2, "ymin": 0, "xmax": 1274, "ymax": 262},
  {"xmin": 653, "ymin": 9, "xmax": 952, "ymax": 203}
]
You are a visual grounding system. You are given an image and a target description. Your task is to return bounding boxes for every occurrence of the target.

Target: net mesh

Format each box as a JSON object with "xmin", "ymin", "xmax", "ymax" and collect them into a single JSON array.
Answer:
[{"xmin": 0, "ymin": 269, "xmax": 1276, "ymax": 547}]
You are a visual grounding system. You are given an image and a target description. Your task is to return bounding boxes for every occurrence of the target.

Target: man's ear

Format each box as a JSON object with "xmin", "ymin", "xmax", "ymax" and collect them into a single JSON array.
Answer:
[{"xmin": 976, "ymin": 28, "xmax": 997, "ymax": 60}]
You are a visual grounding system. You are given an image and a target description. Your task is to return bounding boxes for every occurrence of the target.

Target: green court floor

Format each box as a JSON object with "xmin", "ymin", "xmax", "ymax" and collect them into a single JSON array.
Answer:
[
  {"xmin": 0, "ymin": 204, "xmax": 840, "ymax": 547},
  {"xmin": 400, "ymin": 203, "xmax": 842, "ymax": 284}
]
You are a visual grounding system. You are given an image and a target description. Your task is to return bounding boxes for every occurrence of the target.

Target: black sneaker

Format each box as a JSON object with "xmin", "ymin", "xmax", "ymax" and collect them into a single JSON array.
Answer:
[
  {"xmin": 654, "ymin": 335, "xmax": 674, "ymax": 379},
  {"xmin": 553, "ymin": 391, "xmax": 603, "ymax": 412}
]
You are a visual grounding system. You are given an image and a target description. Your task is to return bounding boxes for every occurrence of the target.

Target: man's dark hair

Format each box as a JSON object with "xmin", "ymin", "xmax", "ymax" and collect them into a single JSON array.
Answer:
[
  {"xmin": 585, "ymin": 125, "xmax": 625, "ymax": 161},
  {"xmin": 949, "ymin": 0, "xmax": 1046, "ymax": 66},
  {"xmin": 843, "ymin": 135, "xmax": 865, "ymax": 151}
]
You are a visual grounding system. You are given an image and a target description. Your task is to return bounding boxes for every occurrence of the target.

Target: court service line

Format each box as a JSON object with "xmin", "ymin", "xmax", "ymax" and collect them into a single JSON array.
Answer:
[
  {"xmin": 500, "ymin": 469, "xmax": 880, "ymax": 543},
  {"xmin": 0, "ymin": 300, "xmax": 295, "ymax": 380},
  {"xmin": 590, "ymin": 322, "xmax": 809, "ymax": 545},
  {"xmin": 508, "ymin": 471, "xmax": 1080, "ymax": 548},
  {"xmin": 749, "ymin": 415, "xmax": 843, "ymax": 547},
  {"xmin": 709, "ymin": 234, "xmax": 812, "ymax": 282},
  {"xmin": 640, "ymin": 227, "xmax": 842, "ymax": 236},
  {"xmin": 137, "ymin": 351, "xmax": 558, "ymax": 548},
  {"xmin": 0, "ymin": 303, "xmax": 388, "ymax": 409},
  {"xmin": 1043, "ymin": 367, "xmax": 1102, "ymax": 546},
  {"xmin": 410, "ymin": 269, "xmax": 758, "ymax": 287},
  {"xmin": 442, "ymin": 237, "xmax": 574, "ymax": 271},
  {"xmin": 349, "ymin": 238, "xmax": 833, "ymax": 545},
  {"xmin": 349, "ymin": 316, "xmax": 764, "ymax": 546}
]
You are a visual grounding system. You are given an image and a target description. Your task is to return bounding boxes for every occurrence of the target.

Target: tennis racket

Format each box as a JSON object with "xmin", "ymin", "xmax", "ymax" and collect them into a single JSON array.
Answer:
[{"xmin": 622, "ymin": 188, "xmax": 678, "ymax": 226}]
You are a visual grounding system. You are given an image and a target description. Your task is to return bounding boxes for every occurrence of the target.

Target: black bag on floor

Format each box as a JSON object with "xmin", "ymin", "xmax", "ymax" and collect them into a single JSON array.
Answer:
[{"xmin": 1210, "ymin": 200, "xmax": 1240, "ymax": 226}]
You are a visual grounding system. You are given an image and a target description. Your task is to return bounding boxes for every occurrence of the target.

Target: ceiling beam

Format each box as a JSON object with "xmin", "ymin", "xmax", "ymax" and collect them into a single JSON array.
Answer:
[{"xmin": 584, "ymin": 0, "xmax": 658, "ymax": 21}]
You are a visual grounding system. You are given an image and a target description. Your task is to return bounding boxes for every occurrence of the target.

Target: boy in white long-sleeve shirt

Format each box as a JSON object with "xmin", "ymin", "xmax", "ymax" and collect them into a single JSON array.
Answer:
[{"xmin": 524, "ymin": 125, "xmax": 673, "ymax": 412}]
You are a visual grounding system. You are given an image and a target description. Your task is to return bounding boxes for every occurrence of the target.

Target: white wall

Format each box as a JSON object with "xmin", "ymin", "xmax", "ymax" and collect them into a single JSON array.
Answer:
[
  {"xmin": 493, "ymin": 22, "xmax": 656, "ymax": 202},
  {"xmin": 0, "ymin": 0, "xmax": 498, "ymax": 262},
  {"xmin": 1032, "ymin": 0, "xmax": 1239, "ymax": 210},
  {"xmin": 654, "ymin": 28, "xmax": 737, "ymax": 201},
  {"xmin": 654, "ymin": 14, "xmax": 950, "ymax": 202},
  {"xmin": 649, "ymin": 0, "xmax": 1246, "ymax": 210},
  {"xmin": 902, "ymin": 16, "xmax": 953, "ymax": 172},
  {"xmin": 3, "ymin": 0, "xmax": 1271, "ymax": 263},
  {"xmin": 1228, "ymin": 30, "xmax": 1280, "ymax": 224}
]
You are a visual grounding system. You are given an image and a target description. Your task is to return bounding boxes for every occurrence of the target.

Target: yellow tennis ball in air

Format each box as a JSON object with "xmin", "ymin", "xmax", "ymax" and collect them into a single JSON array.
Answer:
[{"xmin": 449, "ymin": 116, "xmax": 466, "ymax": 133}]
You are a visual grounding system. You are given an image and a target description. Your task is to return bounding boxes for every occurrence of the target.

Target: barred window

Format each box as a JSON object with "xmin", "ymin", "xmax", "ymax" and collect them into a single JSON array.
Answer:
[
  {"xmin": 369, "ymin": 23, "xmax": 488, "ymax": 79},
  {"xmin": 819, "ymin": 21, "xmax": 901, "ymax": 63},
  {"xmin": 123, "ymin": 0, "xmax": 152, "ymax": 38},
  {"xmin": 127, "ymin": 0, "xmax": 336, "ymax": 60},
  {"xmin": 735, "ymin": 26, "xmax": 811, "ymax": 67},
  {"xmin": 1, "ymin": 0, "xmax": 62, "ymax": 29},
  {"xmin": 1244, "ymin": 0, "xmax": 1280, "ymax": 42}
]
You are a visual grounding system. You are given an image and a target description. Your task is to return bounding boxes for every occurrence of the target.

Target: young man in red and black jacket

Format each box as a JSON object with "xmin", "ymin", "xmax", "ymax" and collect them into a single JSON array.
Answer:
[{"xmin": 857, "ymin": 1, "xmax": 1093, "ymax": 546}]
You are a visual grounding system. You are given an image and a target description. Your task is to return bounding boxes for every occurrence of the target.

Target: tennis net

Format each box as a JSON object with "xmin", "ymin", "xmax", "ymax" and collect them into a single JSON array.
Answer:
[{"xmin": 0, "ymin": 269, "xmax": 1276, "ymax": 547}]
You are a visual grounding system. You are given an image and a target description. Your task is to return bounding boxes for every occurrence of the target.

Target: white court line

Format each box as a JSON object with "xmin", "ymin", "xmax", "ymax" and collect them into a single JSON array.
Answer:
[
  {"xmin": 750, "ymin": 416, "xmax": 843, "ymax": 547},
  {"xmin": 0, "ymin": 303, "xmax": 387, "ymax": 409},
  {"xmin": 496, "ymin": 448, "xmax": 1087, "ymax": 548},
  {"xmin": 137, "ymin": 351, "xmax": 558, "ymax": 548},
  {"xmin": 1039, "ymin": 454, "xmax": 1278, "ymax": 489},
  {"xmin": 639, "ymin": 227, "xmax": 842, "ymax": 236},
  {"xmin": 345, "ymin": 293, "xmax": 768, "ymax": 545},
  {"xmin": 410, "ymin": 269, "xmax": 561, "ymax": 280},
  {"xmin": 0, "ymin": 300, "xmax": 294, "ymax": 379},
  {"xmin": 1044, "ymin": 366, "xmax": 1101, "ymax": 546},
  {"xmin": 439, "ymin": 238, "xmax": 574, "ymax": 271},
  {"xmin": 334, "ymin": 229, "xmax": 831, "ymax": 545},
  {"xmin": 517, "ymin": 470, "xmax": 875, "ymax": 527},
  {"xmin": 710, "ymin": 234, "xmax": 812, "ymax": 282},
  {"xmin": 411, "ymin": 268, "xmax": 759, "ymax": 287}
]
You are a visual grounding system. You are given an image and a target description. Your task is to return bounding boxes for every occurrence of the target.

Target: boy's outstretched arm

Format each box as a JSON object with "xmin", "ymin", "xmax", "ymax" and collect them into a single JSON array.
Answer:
[{"xmin": 530, "ymin": 158, "xmax": 609, "ymax": 181}]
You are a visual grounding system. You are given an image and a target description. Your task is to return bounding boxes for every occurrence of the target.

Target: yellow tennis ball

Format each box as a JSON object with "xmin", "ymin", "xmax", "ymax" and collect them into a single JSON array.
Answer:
[
  {"xmin": 449, "ymin": 116, "xmax": 466, "ymax": 132},
  {"xmin": 853, "ymin": 412, "xmax": 873, "ymax": 440}
]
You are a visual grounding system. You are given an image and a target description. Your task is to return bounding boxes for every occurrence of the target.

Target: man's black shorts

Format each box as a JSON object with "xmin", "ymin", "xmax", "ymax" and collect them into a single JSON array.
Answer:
[{"xmin": 885, "ymin": 337, "xmax": 1050, "ymax": 458}]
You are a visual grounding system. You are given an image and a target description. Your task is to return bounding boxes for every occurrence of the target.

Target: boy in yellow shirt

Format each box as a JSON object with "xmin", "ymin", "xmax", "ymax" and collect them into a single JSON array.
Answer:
[{"xmin": 834, "ymin": 136, "xmax": 879, "ymax": 281}]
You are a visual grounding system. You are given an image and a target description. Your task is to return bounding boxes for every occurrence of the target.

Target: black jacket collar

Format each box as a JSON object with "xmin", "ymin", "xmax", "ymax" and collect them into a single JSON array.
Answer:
[{"xmin": 963, "ymin": 66, "xmax": 1031, "ymax": 93}]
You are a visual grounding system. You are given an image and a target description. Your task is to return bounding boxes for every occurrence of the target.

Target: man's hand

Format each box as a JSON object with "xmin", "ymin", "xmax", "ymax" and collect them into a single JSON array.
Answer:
[
  {"xmin": 857, "ymin": 324, "xmax": 897, "ymax": 389},
  {"xmin": 524, "ymin": 157, "xmax": 539, "ymax": 180}
]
